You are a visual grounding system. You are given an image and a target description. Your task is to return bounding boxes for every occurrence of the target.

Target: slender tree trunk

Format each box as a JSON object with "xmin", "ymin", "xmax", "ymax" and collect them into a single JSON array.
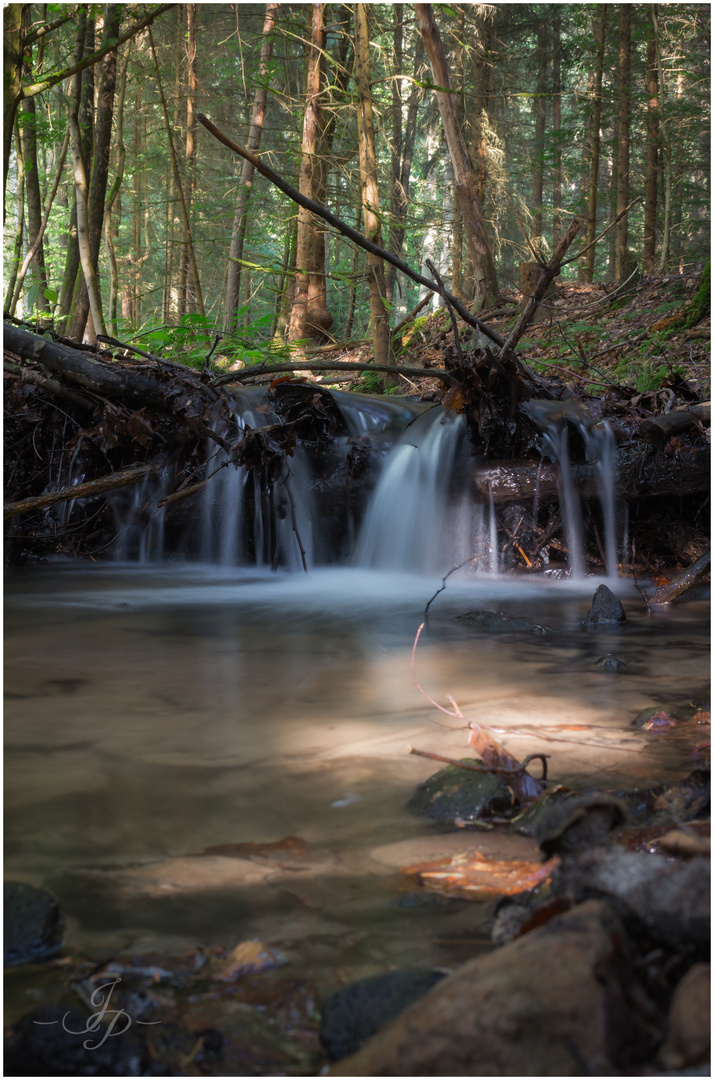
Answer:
[
  {"xmin": 105, "ymin": 41, "xmax": 130, "ymax": 334},
  {"xmin": 4, "ymin": 116, "xmax": 25, "ymax": 312},
  {"xmin": 224, "ymin": 2, "xmax": 277, "ymax": 333},
  {"xmin": 531, "ymin": 12, "xmax": 547, "ymax": 252},
  {"xmin": 19, "ymin": 94, "xmax": 50, "ymax": 309},
  {"xmin": 415, "ymin": 3, "xmax": 499, "ymax": 308},
  {"xmin": 68, "ymin": 113, "xmax": 106, "ymax": 338},
  {"xmin": 386, "ymin": 4, "xmax": 404, "ymax": 308},
  {"xmin": 345, "ymin": 206, "xmax": 363, "ymax": 338},
  {"xmin": 385, "ymin": 36, "xmax": 424, "ymax": 307},
  {"xmin": 288, "ymin": 4, "xmax": 328, "ymax": 345},
  {"xmin": 464, "ymin": 6, "xmax": 493, "ymax": 298},
  {"xmin": 184, "ymin": 4, "xmax": 199, "ymax": 312},
  {"xmin": 67, "ymin": 4, "xmax": 121, "ymax": 341},
  {"xmin": 651, "ymin": 5, "xmax": 672, "ymax": 272},
  {"xmin": 3, "ymin": 4, "xmax": 25, "ymax": 212},
  {"xmin": 451, "ymin": 5, "xmax": 465, "ymax": 300},
  {"xmin": 583, "ymin": 5, "xmax": 607, "ymax": 283},
  {"xmin": 354, "ymin": 3, "xmax": 392, "ymax": 367},
  {"xmin": 615, "ymin": 4, "xmax": 631, "ymax": 280},
  {"xmin": 272, "ymin": 214, "xmax": 297, "ymax": 339},
  {"xmin": 642, "ymin": 11, "xmax": 659, "ymax": 273},
  {"xmin": 149, "ymin": 27, "xmax": 205, "ymax": 318},
  {"xmin": 552, "ymin": 6, "xmax": 562, "ymax": 249},
  {"xmin": 608, "ymin": 112, "xmax": 619, "ymax": 279}
]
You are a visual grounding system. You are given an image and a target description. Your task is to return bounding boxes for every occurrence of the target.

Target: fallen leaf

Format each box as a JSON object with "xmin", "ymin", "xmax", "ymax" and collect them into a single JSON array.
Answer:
[
  {"xmin": 212, "ymin": 940, "xmax": 287, "ymax": 981},
  {"xmin": 403, "ymin": 850, "xmax": 559, "ymax": 899}
]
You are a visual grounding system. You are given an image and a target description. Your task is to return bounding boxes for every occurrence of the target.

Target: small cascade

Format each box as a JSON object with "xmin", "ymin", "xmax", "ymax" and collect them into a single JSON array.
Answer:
[
  {"xmin": 110, "ymin": 466, "xmax": 172, "ymax": 563},
  {"xmin": 356, "ymin": 408, "xmax": 476, "ymax": 573},
  {"xmin": 583, "ymin": 421, "xmax": 619, "ymax": 578},
  {"xmin": 541, "ymin": 425, "xmax": 586, "ymax": 578}
]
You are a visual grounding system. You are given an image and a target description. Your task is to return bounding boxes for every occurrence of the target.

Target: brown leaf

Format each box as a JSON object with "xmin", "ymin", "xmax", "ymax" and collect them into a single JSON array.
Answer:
[
  {"xmin": 467, "ymin": 723, "xmax": 543, "ymax": 805},
  {"xmin": 403, "ymin": 850, "xmax": 559, "ymax": 899}
]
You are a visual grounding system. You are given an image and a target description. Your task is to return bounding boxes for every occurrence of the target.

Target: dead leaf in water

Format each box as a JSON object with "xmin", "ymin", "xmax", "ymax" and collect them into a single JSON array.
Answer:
[
  {"xmin": 468, "ymin": 723, "xmax": 543, "ymax": 805},
  {"xmin": 212, "ymin": 940, "xmax": 287, "ymax": 981},
  {"xmin": 403, "ymin": 850, "xmax": 559, "ymax": 899}
]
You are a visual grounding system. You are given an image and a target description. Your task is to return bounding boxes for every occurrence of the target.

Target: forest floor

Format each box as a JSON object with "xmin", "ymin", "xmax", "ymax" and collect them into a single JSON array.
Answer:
[{"xmin": 326, "ymin": 271, "xmax": 710, "ymax": 406}]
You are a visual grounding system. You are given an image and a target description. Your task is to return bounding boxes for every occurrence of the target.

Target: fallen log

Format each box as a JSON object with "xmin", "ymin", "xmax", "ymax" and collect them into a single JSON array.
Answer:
[
  {"xmin": 214, "ymin": 358, "xmax": 457, "ymax": 387},
  {"xmin": 651, "ymin": 550, "xmax": 711, "ymax": 605},
  {"xmin": 4, "ymin": 465, "xmax": 157, "ymax": 520},
  {"xmin": 474, "ymin": 443, "xmax": 710, "ymax": 505},
  {"xmin": 638, "ymin": 403, "xmax": 711, "ymax": 445}
]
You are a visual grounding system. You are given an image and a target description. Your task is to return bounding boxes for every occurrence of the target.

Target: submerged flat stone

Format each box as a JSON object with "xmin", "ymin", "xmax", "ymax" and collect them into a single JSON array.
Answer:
[{"xmin": 453, "ymin": 609, "xmax": 546, "ymax": 634}]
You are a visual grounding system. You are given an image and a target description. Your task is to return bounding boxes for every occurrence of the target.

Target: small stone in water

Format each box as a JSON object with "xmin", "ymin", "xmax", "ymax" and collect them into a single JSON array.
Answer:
[
  {"xmin": 594, "ymin": 653, "xmax": 624, "ymax": 670},
  {"xmin": 331, "ymin": 793, "xmax": 361, "ymax": 808}
]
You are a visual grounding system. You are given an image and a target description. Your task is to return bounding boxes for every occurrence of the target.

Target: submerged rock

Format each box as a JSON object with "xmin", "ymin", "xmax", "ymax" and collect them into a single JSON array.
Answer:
[
  {"xmin": 453, "ymin": 609, "xmax": 546, "ymax": 634},
  {"xmin": 407, "ymin": 761, "xmax": 515, "ymax": 825},
  {"xmin": 320, "ymin": 969, "xmax": 446, "ymax": 1062},
  {"xmin": 329, "ymin": 901, "xmax": 654, "ymax": 1076},
  {"xmin": 4, "ymin": 881, "xmax": 64, "ymax": 967},
  {"xmin": 593, "ymin": 652, "xmax": 625, "ymax": 670},
  {"xmin": 583, "ymin": 583, "xmax": 626, "ymax": 626}
]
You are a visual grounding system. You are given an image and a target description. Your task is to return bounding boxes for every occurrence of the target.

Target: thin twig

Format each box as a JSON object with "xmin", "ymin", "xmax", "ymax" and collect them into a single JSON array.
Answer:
[
  {"xmin": 411, "ymin": 622, "xmax": 465, "ymax": 725},
  {"xmin": 424, "ymin": 557, "xmax": 476, "ymax": 618},
  {"xmin": 561, "ymin": 197, "xmax": 643, "ymax": 267}
]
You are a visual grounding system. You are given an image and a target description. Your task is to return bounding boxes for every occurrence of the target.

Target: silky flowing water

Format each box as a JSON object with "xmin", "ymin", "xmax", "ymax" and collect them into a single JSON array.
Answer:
[{"xmin": 5, "ymin": 561, "xmax": 709, "ymax": 1016}]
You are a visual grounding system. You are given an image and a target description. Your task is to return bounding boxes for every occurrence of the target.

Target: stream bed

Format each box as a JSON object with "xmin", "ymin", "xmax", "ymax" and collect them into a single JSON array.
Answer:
[{"xmin": 4, "ymin": 563, "xmax": 710, "ymax": 1054}]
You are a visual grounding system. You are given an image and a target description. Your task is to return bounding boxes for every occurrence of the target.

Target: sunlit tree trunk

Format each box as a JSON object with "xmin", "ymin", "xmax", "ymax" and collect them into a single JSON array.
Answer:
[
  {"xmin": 288, "ymin": 4, "xmax": 330, "ymax": 345},
  {"xmin": 105, "ymin": 41, "xmax": 130, "ymax": 335},
  {"xmin": 615, "ymin": 4, "xmax": 631, "ymax": 280},
  {"xmin": 3, "ymin": 4, "xmax": 25, "ymax": 211},
  {"xmin": 354, "ymin": 3, "xmax": 392, "ymax": 367},
  {"xmin": 651, "ymin": 5, "xmax": 672, "ymax": 272},
  {"xmin": 68, "ymin": 111, "xmax": 106, "ymax": 338},
  {"xmin": 4, "ymin": 117, "xmax": 25, "ymax": 311},
  {"xmin": 224, "ymin": 2, "xmax": 277, "ymax": 334},
  {"xmin": 464, "ymin": 5, "xmax": 493, "ymax": 299},
  {"xmin": 177, "ymin": 3, "xmax": 200, "ymax": 316},
  {"xmin": 415, "ymin": 3, "xmax": 499, "ymax": 309}
]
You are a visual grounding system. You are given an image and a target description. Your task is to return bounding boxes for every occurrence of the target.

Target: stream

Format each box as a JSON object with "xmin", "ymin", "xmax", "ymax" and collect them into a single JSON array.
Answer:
[{"xmin": 5, "ymin": 561, "xmax": 709, "ymax": 1027}]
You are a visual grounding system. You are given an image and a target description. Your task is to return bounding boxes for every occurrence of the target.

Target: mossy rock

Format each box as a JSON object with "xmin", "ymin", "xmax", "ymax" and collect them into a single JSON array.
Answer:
[
  {"xmin": 453, "ymin": 609, "xmax": 546, "ymax": 634},
  {"xmin": 685, "ymin": 259, "xmax": 710, "ymax": 328},
  {"xmin": 408, "ymin": 761, "xmax": 515, "ymax": 824}
]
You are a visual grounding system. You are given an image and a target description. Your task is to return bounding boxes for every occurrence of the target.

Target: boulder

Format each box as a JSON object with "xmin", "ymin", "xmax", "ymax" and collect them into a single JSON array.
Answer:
[
  {"xmin": 329, "ymin": 900, "xmax": 653, "ymax": 1076},
  {"xmin": 583, "ymin": 584, "xmax": 626, "ymax": 626},
  {"xmin": 407, "ymin": 761, "xmax": 514, "ymax": 825},
  {"xmin": 658, "ymin": 964, "xmax": 711, "ymax": 1071}
]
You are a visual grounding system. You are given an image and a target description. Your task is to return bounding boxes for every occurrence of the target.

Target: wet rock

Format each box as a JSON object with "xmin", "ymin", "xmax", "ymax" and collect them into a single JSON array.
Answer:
[
  {"xmin": 555, "ymin": 847, "xmax": 710, "ymax": 948},
  {"xmin": 632, "ymin": 706, "xmax": 679, "ymax": 729},
  {"xmin": 658, "ymin": 964, "xmax": 711, "ymax": 1072},
  {"xmin": 329, "ymin": 900, "xmax": 655, "ymax": 1076},
  {"xmin": 535, "ymin": 792, "xmax": 628, "ymax": 858},
  {"xmin": 320, "ymin": 969, "xmax": 446, "ymax": 1062},
  {"xmin": 593, "ymin": 653, "xmax": 624, "ymax": 670},
  {"xmin": 407, "ymin": 761, "xmax": 515, "ymax": 825},
  {"xmin": 4, "ymin": 882, "xmax": 64, "ymax": 967},
  {"xmin": 3, "ymin": 1004, "xmax": 147, "ymax": 1076},
  {"xmin": 453, "ymin": 609, "xmax": 546, "ymax": 634},
  {"xmin": 583, "ymin": 584, "xmax": 626, "ymax": 626},
  {"xmin": 653, "ymin": 770, "xmax": 710, "ymax": 821}
]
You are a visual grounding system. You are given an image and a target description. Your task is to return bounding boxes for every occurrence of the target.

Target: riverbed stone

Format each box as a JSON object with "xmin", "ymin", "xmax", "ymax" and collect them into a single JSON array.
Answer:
[
  {"xmin": 555, "ymin": 847, "xmax": 710, "ymax": 948},
  {"xmin": 407, "ymin": 761, "xmax": 515, "ymax": 825},
  {"xmin": 4, "ymin": 881, "xmax": 64, "ymax": 967},
  {"xmin": 320, "ymin": 969, "xmax": 446, "ymax": 1061},
  {"xmin": 329, "ymin": 900, "xmax": 651, "ymax": 1076},
  {"xmin": 658, "ymin": 963, "xmax": 711, "ymax": 1071},
  {"xmin": 583, "ymin": 584, "xmax": 626, "ymax": 626}
]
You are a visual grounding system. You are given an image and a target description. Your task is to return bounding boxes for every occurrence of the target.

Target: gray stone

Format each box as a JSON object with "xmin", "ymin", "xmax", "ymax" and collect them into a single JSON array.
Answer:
[{"xmin": 4, "ymin": 881, "xmax": 64, "ymax": 967}]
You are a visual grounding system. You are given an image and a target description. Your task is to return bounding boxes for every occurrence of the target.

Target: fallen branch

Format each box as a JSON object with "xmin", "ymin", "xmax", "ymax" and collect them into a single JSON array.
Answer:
[
  {"xmin": 213, "ymin": 359, "xmax": 457, "ymax": 387},
  {"xmin": 651, "ymin": 550, "xmax": 711, "ymax": 606},
  {"xmin": 4, "ymin": 464, "xmax": 156, "ymax": 520}
]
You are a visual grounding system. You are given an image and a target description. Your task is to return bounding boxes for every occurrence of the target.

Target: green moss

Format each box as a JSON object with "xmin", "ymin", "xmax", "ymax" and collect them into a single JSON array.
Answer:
[{"xmin": 684, "ymin": 259, "xmax": 710, "ymax": 327}]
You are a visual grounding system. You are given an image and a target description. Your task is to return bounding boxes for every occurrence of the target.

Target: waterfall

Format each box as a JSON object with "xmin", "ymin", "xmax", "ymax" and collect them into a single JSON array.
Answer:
[
  {"xmin": 541, "ymin": 425, "xmax": 586, "ymax": 578},
  {"xmin": 356, "ymin": 408, "xmax": 475, "ymax": 573}
]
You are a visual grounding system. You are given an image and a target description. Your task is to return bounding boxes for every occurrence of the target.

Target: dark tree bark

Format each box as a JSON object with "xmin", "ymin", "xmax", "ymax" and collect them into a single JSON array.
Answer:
[
  {"xmin": 615, "ymin": 4, "xmax": 631, "ymax": 280},
  {"xmin": 643, "ymin": 11, "xmax": 660, "ymax": 273},
  {"xmin": 583, "ymin": 5, "xmax": 607, "ymax": 283},
  {"xmin": 531, "ymin": 12, "xmax": 548, "ymax": 251}
]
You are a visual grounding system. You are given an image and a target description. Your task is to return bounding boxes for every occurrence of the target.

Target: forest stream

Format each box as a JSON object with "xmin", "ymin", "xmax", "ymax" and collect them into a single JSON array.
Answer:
[{"xmin": 4, "ymin": 561, "xmax": 709, "ymax": 1073}]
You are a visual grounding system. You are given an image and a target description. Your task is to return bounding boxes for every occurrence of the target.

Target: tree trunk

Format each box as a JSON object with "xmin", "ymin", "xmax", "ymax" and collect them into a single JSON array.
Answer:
[
  {"xmin": 224, "ymin": 2, "xmax": 277, "ymax": 334},
  {"xmin": 19, "ymin": 95, "xmax": 50, "ymax": 310},
  {"xmin": 551, "ymin": 7, "xmax": 562, "ymax": 250},
  {"xmin": 58, "ymin": 10, "xmax": 91, "ymax": 326},
  {"xmin": 651, "ymin": 6, "xmax": 672, "ymax": 272},
  {"xmin": 353, "ymin": 3, "xmax": 392, "ymax": 368},
  {"xmin": 531, "ymin": 13, "xmax": 548, "ymax": 252},
  {"xmin": 415, "ymin": 2, "xmax": 499, "ymax": 309},
  {"xmin": 583, "ymin": 5, "xmax": 607, "ymax": 283},
  {"xmin": 104, "ymin": 41, "xmax": 130, "ymax": 335},
  {"xmin": 4, "ymin": 116, "xmax": 24, "ymax": 312},
  {"xmin": 67, "ymin": 4, "xmax": 122, "ymax": 341},
  {"xmin": 642, "ymin": 14, "xmax": 659, "ymax": 273},
  {"xmin": 615, "ymin": 4, "xmax": 631, "ymax": 281},
  {"xmin": 288, "ymin": 4, "xmax": 329, "ymax": 345},
  {"xmin": 464, "ymin": 6, "xmax": 493, "ymax": 298},
  {"xmin": 3, "ymin": 4, "xmax": 25, "ymax": 211},
  {"xmin": 68, "ymin": 113, "xmax": 106, "ymax": 338},
  {"xmin": 385, "ymin": 36, "xmax": 424, "ymax": 309}
]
